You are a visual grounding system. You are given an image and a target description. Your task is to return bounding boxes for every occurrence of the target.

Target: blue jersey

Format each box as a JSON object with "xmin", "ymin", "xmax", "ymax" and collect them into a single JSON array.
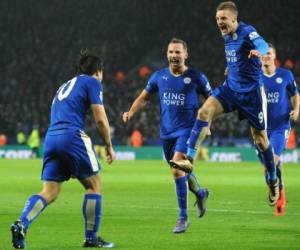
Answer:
[
  {"xmin": 263, "ymin": 67, "xmax": 298, "ymax": 130},
  {"xmin": 48, "ymin": 75, "xmax": 103, "ymax": 134},
  {"xmin": 224, "ymin": 21, "xmax": 264, "ymax": 92},
  {"xmin": 145, "ymin": 67, "xmax": 211, "ymax": 139}
]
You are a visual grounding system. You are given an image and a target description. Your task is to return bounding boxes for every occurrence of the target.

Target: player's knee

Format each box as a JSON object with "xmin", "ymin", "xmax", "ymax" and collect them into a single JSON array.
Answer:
[
  {"xmin": 254, "ymin": 136, "xmax": 268, "ymax": 151},
  {"xmin": 254, "ymin": 139, "xmax": 263, "ymax": 150},
  {"xmin": 171, "ymin": 168, "xmax": 186, "ymax": 178},
  {"xmin": 198, "ymin": 108, "xmax": 210, "ymax": 121},
  {"xmin": 81, "ymin": 175, "xmax": 101, "ymax": 194}
]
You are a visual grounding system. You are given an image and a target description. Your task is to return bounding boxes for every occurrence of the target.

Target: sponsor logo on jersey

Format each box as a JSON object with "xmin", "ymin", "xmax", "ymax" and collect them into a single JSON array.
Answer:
[
  {"xmin": 267, "ymin": 91, "xmax": 279, "ymax": 103},
  {"xmin": 184, "ymin": 77, "xmax": 191, "ymax": 84},
  {"xmin": 225, "ymin": 50, "xmax": 237, "ymax": 63},
  {"xmin": 162, "ymin": 92, "xmax": 185, "ymax": 106},
  {"xmin": 276, "ymin": 77, "xmax": 283, "ymax": 84},
  {"xmin": 249, "ymin": 31, "xmax": 260, "ymax": 40}
]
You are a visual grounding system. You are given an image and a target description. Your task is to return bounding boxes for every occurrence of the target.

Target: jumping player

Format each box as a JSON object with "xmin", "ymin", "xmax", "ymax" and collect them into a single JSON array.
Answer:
[{"xmin": 171, "ymin": 1, "xmax": 280, "ymax": 207}]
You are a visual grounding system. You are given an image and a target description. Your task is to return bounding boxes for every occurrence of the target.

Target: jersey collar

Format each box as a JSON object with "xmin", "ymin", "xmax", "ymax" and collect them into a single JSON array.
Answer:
[
  {"xmin": 263, "ymin": 68, "xmax": 277, "ymax": 78},
  {"xmin": 168, "ymin": 67, "xmax": 189, "ymax": 77}
]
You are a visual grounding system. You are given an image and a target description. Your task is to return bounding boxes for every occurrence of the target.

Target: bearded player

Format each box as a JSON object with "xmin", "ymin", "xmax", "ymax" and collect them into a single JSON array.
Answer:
[{"xmin": 123, "ymin": 38, "xmax": 211, "ymax": 233}]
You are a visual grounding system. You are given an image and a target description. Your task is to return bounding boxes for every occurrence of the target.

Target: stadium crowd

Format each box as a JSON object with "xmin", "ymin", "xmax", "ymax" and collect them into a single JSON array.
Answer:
[{"xmin": 1, "ymin": 0, "xmax": 300, "ymax": 146}]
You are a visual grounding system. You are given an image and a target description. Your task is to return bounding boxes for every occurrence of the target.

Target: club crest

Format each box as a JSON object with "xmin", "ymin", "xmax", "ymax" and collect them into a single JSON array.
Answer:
[
  {"xmin": 184, "ymin": 77, "xmax": 191, "ymax": 84},
  {"xmin": 276, "ymin": 77, "xmax": 283, "ymax": 84}
]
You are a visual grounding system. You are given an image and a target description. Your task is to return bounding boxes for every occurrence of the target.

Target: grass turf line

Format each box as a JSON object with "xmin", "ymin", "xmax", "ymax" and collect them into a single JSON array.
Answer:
[{"xmin": 1, "ymin": 159, "xmax": 300, "ymax": 249}]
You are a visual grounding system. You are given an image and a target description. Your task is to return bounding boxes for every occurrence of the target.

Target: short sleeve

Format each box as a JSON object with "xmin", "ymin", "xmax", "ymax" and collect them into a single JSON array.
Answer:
[
  {"xmin": 245, "ymin": 25, "xmax": 268, "ymax": 55},
  {"xmin": 87, "ymin": 78, "xmax": 103, "ymax": 105},
  {"xmin": 286, "ymin": 70, "xmax": 298, "ymax": 96},
  {"xmin": 245, "ymin": 25, "xmax": 261, "ymax": 41},
  {"xmin": 145, "ymin": 72, "xmax": 158, "ymax": 94},
  {"xmin": 196, "ymin": 72, "xmax": 212, "ymax": 97}
]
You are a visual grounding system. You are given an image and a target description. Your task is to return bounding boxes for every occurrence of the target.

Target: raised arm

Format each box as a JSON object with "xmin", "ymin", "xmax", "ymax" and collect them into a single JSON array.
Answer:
[
  {"xmin": 122, "ymin": 90, "xmax": 150, "ymax": 123},
  {"xmin": 248, "ymin": 37, "xmax": 269, "ymax": 58},
  {"xmin": 91, "ymin": 104, "xmax": 115, "ymax": 164}
]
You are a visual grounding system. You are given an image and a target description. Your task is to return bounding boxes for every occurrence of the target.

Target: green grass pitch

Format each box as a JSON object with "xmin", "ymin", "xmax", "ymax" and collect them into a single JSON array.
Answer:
[{"xmin": 1, "ymin": 159, "xmax": 300, "ymax": 250}]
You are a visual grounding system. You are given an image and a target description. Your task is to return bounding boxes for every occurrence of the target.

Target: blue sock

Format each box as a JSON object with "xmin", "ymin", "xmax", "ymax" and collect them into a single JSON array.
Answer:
[
  {"xmin": 255, "ymin": 145, "xmax": 265, "ymax": 166},
  {"xmin": 174, "ymin": 176, "xmax": 188, "ymax": 220},
  {"xmin": 264, "ymin": 170, "xmax": 270, "ymax": 185},
  {"xmin": 83, "ymin": 194, "xmax": 101, "ymax": 240},
  {"xmin": 187, "ymin": 119, "xmax": 209, "ymax": 158},
  {"xmin": 255, "ymin": 145, "xmax": 269, "ymax": 184},
  {"xmin": 276, "ymin": 161, "xmax": 283, "ymax": 190},
  {"xmin": 261, "ymin": 145, "xmax": 276, "ymax": 182},
  {"xmin": 19, "ymin": 194, "xmax": 47, "ymax": 230}
]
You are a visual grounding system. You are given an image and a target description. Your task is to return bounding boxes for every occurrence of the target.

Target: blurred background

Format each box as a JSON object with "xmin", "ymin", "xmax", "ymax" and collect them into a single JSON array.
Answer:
[{"xmin": 1, "ymin": 0, "xmax": 299, "ymax": 150}]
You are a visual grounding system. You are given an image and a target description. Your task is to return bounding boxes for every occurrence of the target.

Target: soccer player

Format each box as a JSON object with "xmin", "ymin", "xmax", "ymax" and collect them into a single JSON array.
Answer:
[
  {"xmin": 123, "ymin": 38, "xmax": 211, "ymax": 233},
  {"xmin": 257, "ymin": 43, "xmax": 299, "ymax": 215},
  {"xmin": 11, "ymin": 51, "xmax": 115, "ymax": 249},
  {"xmin": 170, "ymin": 1, "xmax": 280, "ymax": 206}
]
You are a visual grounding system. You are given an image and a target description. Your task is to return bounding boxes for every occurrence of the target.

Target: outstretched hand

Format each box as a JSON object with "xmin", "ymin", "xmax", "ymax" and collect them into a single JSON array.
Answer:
[
  {"xmin": 105, "ymin": 146, "xmax": 115, "ymax": 164},
  {"xmin": 122, "ymin": 112, "xmax": 132, "ymax": 123},
  {"xmin": 290, "ymin": 110, "xmax": 299, "ymax": 122},
  {"xmin": 207, "ymin": 127, "xmax": 211, "ymax": 136}
]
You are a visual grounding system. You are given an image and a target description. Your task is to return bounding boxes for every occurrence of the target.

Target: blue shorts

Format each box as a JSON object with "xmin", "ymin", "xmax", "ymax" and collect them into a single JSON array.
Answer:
[
  {"xmin": 161, "ymin": 136, "xmax": 189, "ymax": 163},
  {"xmin": 212, "ymin": 82, "xmax": 267, "ymax": 130},
  {"xmin": 268, "ymin": 129, "xmax": 290, "ymax": 156},
  {"xmin": 42, "ymin": 130, "xmax": 101, "ymax": 182}
]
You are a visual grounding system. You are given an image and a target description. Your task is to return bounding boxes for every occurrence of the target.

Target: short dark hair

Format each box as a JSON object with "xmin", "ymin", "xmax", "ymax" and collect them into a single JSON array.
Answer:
[
  {"xmin": 169, "ymin": 37, "xmax": 188, "ymax": 52},
  {"xmin": 216, "ymin": 1, "xmax": 238, "ymax": 17},
  {"xmin": 268, "ymin": 43, "xmax": 276, "ymax": 53},
  {"xmin": 76, "ymin": 49, "xmax": 104, "ymax": 75}
]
